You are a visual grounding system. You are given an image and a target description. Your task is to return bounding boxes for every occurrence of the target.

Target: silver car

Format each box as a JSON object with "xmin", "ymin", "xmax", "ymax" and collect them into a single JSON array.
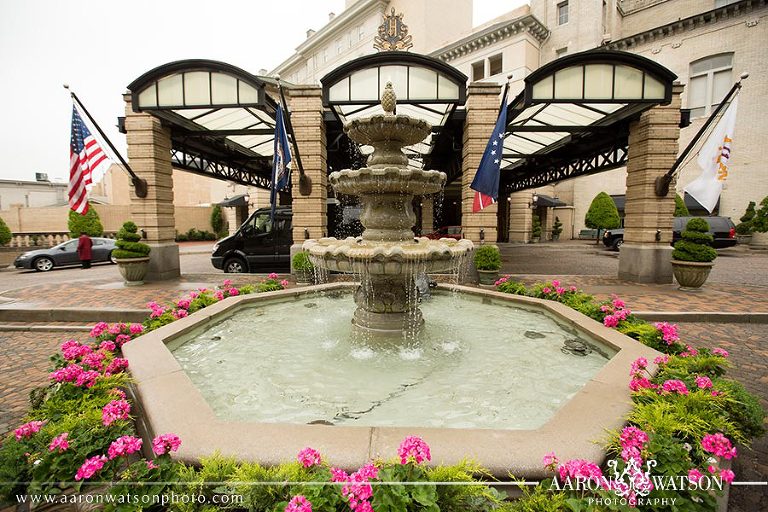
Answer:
[{"xmin": 13, "ymin": 238, "xmax": 117, "ymax": 272}]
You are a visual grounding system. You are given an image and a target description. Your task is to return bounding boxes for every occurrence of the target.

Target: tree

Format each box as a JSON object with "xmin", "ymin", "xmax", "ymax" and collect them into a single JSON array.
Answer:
[
  {"xmin": 674, "ymin": 194, "xmax": 690, "ymax": 217},
  {"xmin": 736, "ymin": 201, "xmax": 757, "ymax": 235},
  {"xmin": 585, "ymin": 192, "xmax": 620, "ymax": 243},
  {"xmin": 531, "ymin": 214, "xmax": 542, "ymax": 241},
  {"xmin": 210, "ymin": 205, "xmax": 226, "ymax": 237},
  {"xmin": 552, "ymin": 216, "xmax": 563, "ymax": 239},
  {"xmin": 0, "ymin": 216, "xmax": 11, "ymax": 246},
  {"xmin": 68, "ymin": 205, "xmax": 103, "ymax": 237}
]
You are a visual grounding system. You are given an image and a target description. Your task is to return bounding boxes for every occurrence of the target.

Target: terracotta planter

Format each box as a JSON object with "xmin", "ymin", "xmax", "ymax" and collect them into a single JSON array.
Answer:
[
  {"xmin": 671, "ymin": 260, "xmax": 714, "ymax": 290},
  {"xmin": 477, "ymin": 269, "xmax": 499, "ymax": 285},
  {"xmin": 750, "ymin": 231, "xmax": 768, "ymax": 249},
  {"xmin": 115, "ymin": 257, "xmax": 150, "ymax": 286}
]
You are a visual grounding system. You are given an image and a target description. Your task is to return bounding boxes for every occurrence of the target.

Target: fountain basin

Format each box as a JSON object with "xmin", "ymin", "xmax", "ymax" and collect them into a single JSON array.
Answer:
[
  {"xmin": 329, "ymin": 167, "xmax": 445, "ymax": 196},
  {"xmin": 344, "ymin": 114, "xmax": 431, "ymax": 147},
  {"xmin": 123, "ymin": 283, "xmax": 661, "ymax": 478}
]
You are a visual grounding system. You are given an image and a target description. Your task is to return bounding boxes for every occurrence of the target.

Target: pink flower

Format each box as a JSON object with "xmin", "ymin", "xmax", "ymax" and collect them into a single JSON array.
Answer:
[
  {"xmin": 108, "ymin": 324, "xmax": 123, "ymax": 335},
  {"xmin": 398, "ymin": 436, "xmax": 431, "ymax": 464},
  {"xmin": 629, "ymin": 357, "xmax": 648, "ymax": 377},
  {"xmin": 172, "ymin": 309, "xmax": 188, "ymax": 319},
  {"xmin": 713, "ymin": 347, "xmax": 729, "ymax": 357},
  {"xmin": 297, "ymin": 447, "xmax": 322, "ymax": 468},
  {"xmin": 620, "ymin": 426, "xmax": 649, "ymax": 451},
  {"xmin": 105, "ymin": 358, "xmax": 129, "ymax": 376},
  {"xmin": 569, "ymin": 285, "xmax": 577, "ymax": 292},
  {"xmin": 612, "ymin": 297, "xmax": 626, "ymax": 309},
  {"xmin": 268, "ymin": 272, "xmax": 279, "ymax": 279},
  {"xmin": 89, "ymin": 322, "xmax": 109, "ymax": 338},
  {"xmin": 107, "ymin": 435, "xmax": 143, "ymax": 460},
  {"xmin": 552, "ymin": 280, "xmax": 561, "ymax": 287},
  {"xmin": 557, "ymin": 459, "xmax": 604, "ymax": 482},
  {"xmin": 222, "ymin": 279, "xmax": 233, "ymax": 287},
  {"xmin": 654, "ymin": 322, "xmax": 680, "ymax": 345},
  {"xmin": 661, "ymin": 379, "xmax": 689, "ymax": 395},
  {"xmin": 695, "ymin": 376, "xmax": 713, "ymax": 389},
  {"xmin": 555, "ymin": 287, "xmax": 566, "ymax": 295},
  {"xmin": 542, "ymin": 287, "xmax": 552, "ymax": 294},
  {"xmin": 129, "ymin": 323, "xmax": 144, "ymax": 335},
  {"xmin": 102, "ymin": 399, "xmax": 131, "ymax": 426},
  {"xmin": 99, "ymin": 341, "xmax": 116, "ymax": 352},
  {"xmin": 603, "ymin": 315, "xmax": 619, "ymax": 328},
  {"xmin": 701, "ymin": 433, "xmax": 737, "ymax": 459},
  {"xmin": 109, "ymin": 388, "xmax": 127, "ymax": 399},
  {"xmin": 708, "ymin": 465, "xmax": 718, "ymax": 474},
  {"xmin": 188, "ymin": 291, "xmax": 199, "ymax": 299},
  {"xmin": 653, "ymin": 355, "xmax": 669, "ymax": 365},
  {"xmin": 14, "ymin": 420, "xmax": 46, "ymax": 441},
  {"xmin": 629, "ymin": 377, "xmax": 657, "ymax": 391},
  {"xmin": 76, "ymin": 370, "xmax": 101, "ymax": 388},
  {"xmin": 152, "ymin": 433, "xmax": 182, "ymax": 455},
  {"xmin": 50, "ymin": 363, "xmax": 84, "ymax": 383},
  {"xmin": 720, "ymin": 469, "xmax": 735, "ymax": 483},
  {"xmin": 543, "ymin": 452, "xmax": 559, "ymax": 469},
  {"xmin": 176, "ymin": 298, "xmax": 191, "ymax": 310},
  {"xmin": 330, "ymin": 467, "xmax": 349, "ymax": 482},
  {"xmin": 82, "ymin": 351, "xmax": 106, "ymax": 371},
  {"xmin": 75, "ymin": 455, "xmax": 107, "ymax": 481},
  {"xmin": 214, "ymin": 291, "xmax": 225, "ymax": 300},
  {"xmin": 61, "ymin": 339, "xmax": 90, "ymax": 360},
  {"xmin": 115, "ymin": 334, "xmax": 132, "ymax": 346},
  {"xmin": 281, "ymin": 279, "xmax": 290, "ymax": 287},
  {"xmin": 688, "ymin": 468, "xmax": 704, "ymax": 483},
  {"xmin": 146, "ymin": 460, "xmax": 159, "ymax": 470},
  {"xmin": 285, "ymin": 495, "xmax": 312, "ymax": 512},
  {"xmin": 48, "ymin": 432, "xmax": 69, "ymax": 452},
  {"xmin": 228, "ymin": 288, "xmax": 239, "ymax": 296}
]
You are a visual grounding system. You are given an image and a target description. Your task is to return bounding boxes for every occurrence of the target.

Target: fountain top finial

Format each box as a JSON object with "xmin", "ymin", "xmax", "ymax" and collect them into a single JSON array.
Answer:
[{"xmin": 381, "ymin": 81, "xmax": 396, "ymax": 115}]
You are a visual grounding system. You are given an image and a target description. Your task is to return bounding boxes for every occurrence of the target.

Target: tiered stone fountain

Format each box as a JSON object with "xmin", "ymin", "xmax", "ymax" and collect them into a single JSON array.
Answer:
[{"xmin": 303, "ymin": 82, "xmax": 473, "ymax": 334}]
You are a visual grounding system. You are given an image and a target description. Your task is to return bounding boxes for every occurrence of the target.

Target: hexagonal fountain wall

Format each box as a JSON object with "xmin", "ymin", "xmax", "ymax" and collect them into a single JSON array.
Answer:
[{"xmin": 123, "ymin": 284, "xmax": 661, "ymax": 477}]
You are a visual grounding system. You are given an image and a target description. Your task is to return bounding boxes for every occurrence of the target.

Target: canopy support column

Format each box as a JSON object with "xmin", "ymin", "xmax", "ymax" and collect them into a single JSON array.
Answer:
[{"xmin": 619, "ymin": 84, "xmax": 684, "ymax": 283}]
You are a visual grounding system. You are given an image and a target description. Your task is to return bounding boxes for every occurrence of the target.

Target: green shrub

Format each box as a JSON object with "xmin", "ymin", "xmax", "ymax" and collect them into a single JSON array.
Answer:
[
  {"xmin": 176, "ymin": 232, "xmax": 189, "ymax": 242},
  {"xmin": 210, "ymin": 205, "xmax": 226, "ymax": 237},
  {"xmin": 292, "ymin": 251, "xmax": 314, "ymax": 272},
  {"xmin": 0, "ymin": 216, "xmax": 11, "ymax": 245},
  {"xmin": 674, "ymin": 193, "xmax": 690, "ymax": 217},
  {"xmin": 584, "ymin": 192, "xmax": 620, "ymax": 241},
  {"xmin": 68, "ymin": 205, "xmax": 103, "ymax": 237},
  {"xmin": 551, "ymin": 216, "xmax": 563, "ymax": 237},
  {"xmin": 496, "ymin": 279, "xmax": 527, "ymax": 295},
  {"xmin": 113, "ymin": 221, "xmax": 151, "ymax": 259},
  {"xmin": 531, "ymin": 214, "xmax": 542, "ymax": 239},
  {"xmin": 672, "ymin": 218, "xmax": 717, "ymax": 262},
  {"xmin": 740, "ymin": 201, "xmax": 756, "ymax": 224},
  {"xmin": 753, "ymin": 196, "xmax": 768, "ymax": 233},
  {"xmin": 473, "ymin": 244, "xmax": 501, "ymax": 271},
  {"xmin": 736, "ymin": 222, "xmax": 753, "ymax": 235},
  {"xmin": 716, "ymin": 379, "xmax": 767, "ymax": 439}
]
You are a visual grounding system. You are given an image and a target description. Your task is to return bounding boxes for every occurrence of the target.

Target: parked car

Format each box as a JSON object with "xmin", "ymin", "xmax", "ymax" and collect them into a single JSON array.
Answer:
[
  {"xmin": 424, "ymin": 226, "xmax": 463, "ymax": 240},
  {"xmin": 602, "ymin": 216, "xmax": 737, "ymax": 251},
  {"xmin": 14, "ymin": 237, "xmax": 117, "ymax": 272},
  {"xmin": 211, "ymin": 206, "xmax": 293, "ymax": 273}
]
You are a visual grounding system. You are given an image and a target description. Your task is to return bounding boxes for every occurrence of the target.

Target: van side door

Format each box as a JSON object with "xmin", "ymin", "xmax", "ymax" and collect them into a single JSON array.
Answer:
[
  {"xmin": 275, "ymin": 215, "xmax": 293, "ymax": 269},
  {"xmin": 240, "ymin": 212, "xmax": 277, "ymax": 270}
]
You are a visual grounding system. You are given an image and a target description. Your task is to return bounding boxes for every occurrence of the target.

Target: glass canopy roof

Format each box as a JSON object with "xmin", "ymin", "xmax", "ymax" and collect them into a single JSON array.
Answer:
[
  {"xmin": 501, "ymin": 50, "xmax": 677, "ymax": 192},
  {"xmin": 321, "ymin": 53, "xmax": 467, "ymax": 170}
]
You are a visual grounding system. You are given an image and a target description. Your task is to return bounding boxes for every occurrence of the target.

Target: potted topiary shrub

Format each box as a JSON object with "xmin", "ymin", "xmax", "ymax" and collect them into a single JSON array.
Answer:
[
  {"xmin": 750, "ymin": 197, "xmax": 768, "ymax": 249},
  {"xmin": 474, "ymin": 244, "xmax": 501, "ymax": 285},
  {"xmin": 671, "ymin": 218, "xmax": 717, "ymax": 290},
  {"xmin": 113, "ymin": 221, "xmax": 151, "ymax": 286},
  {"xmin": 531, "ymin": 214, "xmax": 542, "ymax": 243},
  {"xmin": 292, "ymin": 251, "xmax": 315, "ymax": 285},
  {"xmin": 735, "ymin": 201, "xmax": 755, "ymax": 245},
  {"xmin": 552, "ymin": 216, "xmax": 563, "ymax": 241}
]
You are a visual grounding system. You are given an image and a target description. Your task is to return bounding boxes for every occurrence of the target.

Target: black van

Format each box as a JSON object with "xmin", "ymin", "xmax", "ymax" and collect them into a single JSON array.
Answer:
[
  {"xmin": 211, "ymin": 206, "xmax": 293, "ymax": 273},
  {"xmin": 602, "ymin": 216, "xmax": 737, "ymax": 251}
]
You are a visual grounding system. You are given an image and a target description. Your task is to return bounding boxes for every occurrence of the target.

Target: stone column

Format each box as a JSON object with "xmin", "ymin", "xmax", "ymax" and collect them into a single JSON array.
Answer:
[
  {"xmin": 420, "ymin": 197, "xmax": 434, "ymax": 234},
  {"xmin": 123, "ymin": 94, "xmax": 180, "ymax": 280},
  {"xmin": 507, "ymin": 191, "xmax": 533, "ymax": 242},
  {"xmin": 225, "ymin": 207, "xmax": 247, "ymax": 236},
  {"xmin": 462, "ymin": 82, "xmax": 502, "ymax": 243},
  {"xmin": 288, "ymin": 86, "xmax": 327, "ymax": 259},
  {"xmin": 618, "ymin": 84, "xmax": 683, "ymax": 283}
]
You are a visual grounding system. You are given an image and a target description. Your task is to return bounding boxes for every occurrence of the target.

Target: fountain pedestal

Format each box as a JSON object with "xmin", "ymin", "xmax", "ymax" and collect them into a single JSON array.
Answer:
[{"xmin": 303, "ymin": 83, "xmax": 473, "ymax": 335}]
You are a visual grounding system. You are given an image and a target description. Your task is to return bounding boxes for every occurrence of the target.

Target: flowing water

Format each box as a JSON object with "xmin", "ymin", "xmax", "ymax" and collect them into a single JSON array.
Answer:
[{"xmin": 171, "ymin": 291, "xmax": 614, "ymax": 430}]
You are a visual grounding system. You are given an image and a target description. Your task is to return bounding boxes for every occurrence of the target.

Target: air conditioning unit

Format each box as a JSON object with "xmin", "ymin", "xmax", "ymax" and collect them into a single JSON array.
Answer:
[{"xmin": 35, "ymin": 172, "xmax": 49, "ymax": 182}]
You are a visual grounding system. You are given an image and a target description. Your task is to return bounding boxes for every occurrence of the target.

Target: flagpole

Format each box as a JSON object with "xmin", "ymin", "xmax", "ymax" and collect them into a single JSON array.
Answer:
[
  {"xmin": 64, "ymin": 86, "xmax": 148, "ymax": 199},
  {"xmin": 275, "ymin": 77, "xmax": 311, "ymax": 196},
  {"xmin": 654, "ymin": 73, "xmax": 748, "ymax": 197}
]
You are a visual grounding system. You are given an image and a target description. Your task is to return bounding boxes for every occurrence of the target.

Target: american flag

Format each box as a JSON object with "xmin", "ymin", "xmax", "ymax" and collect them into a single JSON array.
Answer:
[
  {"xmin": 69, "ymin": 105, "xmax": 109, "ymax": 214},
  {"xmin": 470, "ymin": 86, "xmax": 509, "ymax": 212}
]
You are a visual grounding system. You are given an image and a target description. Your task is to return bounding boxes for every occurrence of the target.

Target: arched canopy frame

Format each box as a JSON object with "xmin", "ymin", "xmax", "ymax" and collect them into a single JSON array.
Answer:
[
  {"xmin": 501, "ymin": 50, "xmax": 678, "ymax": 194},
  {"xmin": 127, "ymin": 60, "xmax": 282, "ymax": 189},
  {"xmin": 321, "ymin": 52, "xmax": 467, "ymax": 171}
]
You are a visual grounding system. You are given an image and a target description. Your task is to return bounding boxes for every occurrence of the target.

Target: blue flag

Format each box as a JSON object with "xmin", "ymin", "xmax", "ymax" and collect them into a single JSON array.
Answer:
[
  {"xmin": 470, "ymin": 88, "xmax": 508, "ymax": 212},
  {"xmin": 270, "ymin": 103, "xmax": 292, "ymax": 220}
]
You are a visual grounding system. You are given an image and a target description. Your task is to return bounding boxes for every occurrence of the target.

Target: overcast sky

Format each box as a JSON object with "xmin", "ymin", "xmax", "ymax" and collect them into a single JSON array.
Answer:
[{"xmin": 0, "ymin": 0, "xmax": 524, "ymax": 183}]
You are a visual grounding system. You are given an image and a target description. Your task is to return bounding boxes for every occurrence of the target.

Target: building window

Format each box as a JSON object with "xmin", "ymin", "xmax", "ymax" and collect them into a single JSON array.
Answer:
[
  {"xmin": 472, "ymin": 61, "xmax": 485, "ymax": 81},
  {"xmin": 688, "ymin": 53, "xmax": 733, "ymax": 118},
  {"xmin": 489, "ymin": 54, "xmax": 503, "ymax": 76},
  {"xmin": 558, "ymin": 1, "xmax": 569, "ymax": 25}
]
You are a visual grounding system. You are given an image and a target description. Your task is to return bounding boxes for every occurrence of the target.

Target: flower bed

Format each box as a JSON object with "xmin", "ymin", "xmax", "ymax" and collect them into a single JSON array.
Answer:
[{"xmin": 0, "ymin": 277, "xmax": 764, "ymax": 511}]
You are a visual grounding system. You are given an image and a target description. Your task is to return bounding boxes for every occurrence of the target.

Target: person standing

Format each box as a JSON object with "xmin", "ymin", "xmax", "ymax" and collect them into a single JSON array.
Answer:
[{"xmin": 77, "ymin": 232, "xmax": 93, "ymax": 269}]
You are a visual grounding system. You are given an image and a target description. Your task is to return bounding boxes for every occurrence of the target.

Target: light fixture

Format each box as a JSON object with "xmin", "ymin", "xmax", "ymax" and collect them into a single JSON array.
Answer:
[{"xmin": 529, "ymin": 193, "xmax": 539, "ymax": 209}]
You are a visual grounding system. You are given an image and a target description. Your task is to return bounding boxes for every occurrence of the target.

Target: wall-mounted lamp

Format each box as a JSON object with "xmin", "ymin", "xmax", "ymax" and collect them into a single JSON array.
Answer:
[
  {"xmin": 528, "ymin": 193, "xmax": 539, "ymax": 209},
  {"xmin": 140, "ymin": 229, "xmax": 147, "ymax": 240},
  {"xmin": 655, "ymin": 229, "xmax": 661, "ymax": 242},
  {"xmin": 304, "ymin": 228, "xmax": 310, "ymax": 240},
  {"xmin": 479, "ymin": 229, "xmax": 485, "ymax": 242}
]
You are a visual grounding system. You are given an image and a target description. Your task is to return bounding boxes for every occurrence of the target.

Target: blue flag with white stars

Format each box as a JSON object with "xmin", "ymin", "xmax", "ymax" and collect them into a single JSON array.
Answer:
[{"xmin": 470, "ymin": 88, "xmax": 508, "ymax": 212}]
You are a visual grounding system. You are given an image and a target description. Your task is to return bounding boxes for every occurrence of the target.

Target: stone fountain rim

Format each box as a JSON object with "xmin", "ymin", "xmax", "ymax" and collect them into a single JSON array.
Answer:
[{"xmin": 122, "ymin": 282, "xmax": 661, "ymax": 479}]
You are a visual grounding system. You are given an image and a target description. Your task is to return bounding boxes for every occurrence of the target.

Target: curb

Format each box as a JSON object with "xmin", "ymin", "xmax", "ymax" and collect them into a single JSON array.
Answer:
[
  {"xmin": 0, "ymin": 308, "xmax": 147, "ymax": 324},
  {"xmin": 634, "ymin": 311, "xmax": 768, "ymax": 324}
]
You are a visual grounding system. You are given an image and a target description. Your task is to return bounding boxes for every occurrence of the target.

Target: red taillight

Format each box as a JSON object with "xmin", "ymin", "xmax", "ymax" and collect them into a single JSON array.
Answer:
[{"xmin": 729, "ymin": 227, "xmax": 735, "ymax": 239}]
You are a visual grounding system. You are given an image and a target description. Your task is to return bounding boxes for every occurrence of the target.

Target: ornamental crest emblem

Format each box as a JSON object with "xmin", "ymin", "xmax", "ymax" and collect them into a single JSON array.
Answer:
[{"xmin": 373, "ymin": 8, "xmax": 413, "ymax": 51}]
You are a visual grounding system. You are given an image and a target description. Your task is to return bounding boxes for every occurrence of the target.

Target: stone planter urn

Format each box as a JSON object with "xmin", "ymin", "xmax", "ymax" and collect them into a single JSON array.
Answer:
[
  {"xmin": 671, "ymin": 260, "xmax": 714, "ymax": 290},
  {"xmin": 477, "ymin": 269, "xmax": 499, "ymax": 286},
  {"xmin": 116, "ymin": 257, "xmax": 150, "ymax": 286},
  {"xmin": 750, "ymin": 231, "xmax": 768, "ymax": 249}
]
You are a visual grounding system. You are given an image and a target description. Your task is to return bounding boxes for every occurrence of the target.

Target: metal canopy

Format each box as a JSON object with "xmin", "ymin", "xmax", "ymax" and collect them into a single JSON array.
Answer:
[
  {"xmin": 321, "ymin": 52, "xmax": 467, "ymax": 171},
  {"xmin": 502, "ymin": 50, "xmax": 677, "ymax": 194},
  {"xmin": 127, "ymin": 60, "xmax": 279, "ymax": 189}
]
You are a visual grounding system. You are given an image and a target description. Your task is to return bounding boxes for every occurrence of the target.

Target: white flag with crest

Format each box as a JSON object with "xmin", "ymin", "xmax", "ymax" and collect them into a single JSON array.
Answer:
[{"xmin": 684, "ymin": 97, "xmax": 738, "ymax": 213}]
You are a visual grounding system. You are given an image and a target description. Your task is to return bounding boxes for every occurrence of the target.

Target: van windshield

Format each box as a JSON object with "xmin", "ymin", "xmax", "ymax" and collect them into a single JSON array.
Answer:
[{"xmin": 242, "ymin": 213, "xmax": 272, "ymax": 235}]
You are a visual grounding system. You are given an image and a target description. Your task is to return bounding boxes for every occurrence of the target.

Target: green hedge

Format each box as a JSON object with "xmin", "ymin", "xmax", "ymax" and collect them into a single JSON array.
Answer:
[
  {"xmin": 114, "ymin": 221, "xmax": 151, "ymax": 259},
  {"xmin": 672, "ymin": 218, "xmax": 717, "ymax": 262}
]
